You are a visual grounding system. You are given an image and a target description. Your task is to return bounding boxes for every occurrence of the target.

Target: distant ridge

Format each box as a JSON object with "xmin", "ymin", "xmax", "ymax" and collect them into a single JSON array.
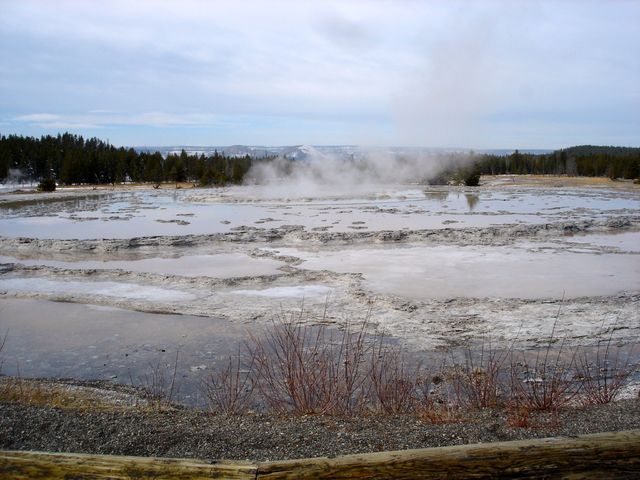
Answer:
[{"xmin": 135, "ymin": 145, "xmax": 555, "ymax": 159}]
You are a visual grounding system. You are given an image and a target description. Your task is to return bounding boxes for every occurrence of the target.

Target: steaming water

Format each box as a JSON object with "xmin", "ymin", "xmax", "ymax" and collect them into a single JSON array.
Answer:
[
  {"xmin": 0, "ymin": 186, "xmax": 637, "ymax": 239},
  {"xmin": 269, "ymin": 244, "xmax": 640, "ymax": 299},
  {"xmin": 0, "ymin": 182, "xmax": 38, "ymax": 193}
]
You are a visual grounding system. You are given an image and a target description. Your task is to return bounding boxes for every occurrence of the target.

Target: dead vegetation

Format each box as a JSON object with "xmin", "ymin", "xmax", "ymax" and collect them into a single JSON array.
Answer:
[
  {"xmin": 577, "ymin": 323, "xmax": 635, "ymax": 406},
  {"xmin": 1, "ymin": 310, "xmax": 637, "ymax": 424},
  {"xmin": 0, "ymin": 377, "xmax": 147, "ymax": 410},
  {"xmin": 199, "ymin": 310, "xmax": 639, "ymax": 426},
  {"xmin": 128, "ymin": 349, "xmax": 180, "ymax": 411},
  {"xmin": 201, "ymin": 345, "xmax": 256, "ymax": 415},
  {"xmin": 0, "ymin": 329, "xmax": 6, "ymax": 373}
]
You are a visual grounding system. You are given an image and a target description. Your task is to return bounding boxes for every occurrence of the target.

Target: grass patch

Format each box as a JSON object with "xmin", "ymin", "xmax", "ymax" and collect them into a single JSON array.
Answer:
[{"xmin": 0, "ymin": 377, "xmax": 147, "ymax": 410}]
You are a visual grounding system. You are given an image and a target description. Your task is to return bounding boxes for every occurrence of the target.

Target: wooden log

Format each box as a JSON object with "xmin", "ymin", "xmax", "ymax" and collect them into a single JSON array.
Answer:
[
  {"xmin": 0, "ymin": 450, "xmax": 257, "ymax": 479},
  {"xmin": 256, "ymin": 429, "xmax": 640, "ymax": 479},
  {"xmin": 1, "ymin": 430, "xmax": 639, "ymax": 479}
]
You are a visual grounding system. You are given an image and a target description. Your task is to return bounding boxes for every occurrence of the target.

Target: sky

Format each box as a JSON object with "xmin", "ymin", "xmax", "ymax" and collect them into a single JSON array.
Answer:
[{"xmin": 0, "ymin": 0, "xmax": 639, "ymax": 149}]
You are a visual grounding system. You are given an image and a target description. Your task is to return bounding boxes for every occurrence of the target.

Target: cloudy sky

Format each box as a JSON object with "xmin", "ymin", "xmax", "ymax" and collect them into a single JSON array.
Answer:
[{"xmin": 1, "ymin": 0, "xmax": 638, "ymax": 148}]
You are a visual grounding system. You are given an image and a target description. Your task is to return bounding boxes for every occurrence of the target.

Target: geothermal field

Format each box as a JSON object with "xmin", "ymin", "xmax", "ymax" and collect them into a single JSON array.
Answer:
[{"xmin": 0, "ymin": 175, "xmax": 639, "ymax": 404}]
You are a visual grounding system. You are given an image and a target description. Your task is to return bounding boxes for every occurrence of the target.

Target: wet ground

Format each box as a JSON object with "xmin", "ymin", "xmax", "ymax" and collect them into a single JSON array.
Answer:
[
  {"xmin": 265, "ymin": 241, "xmax": 640, "ymax": 299},
  {"xmin": 0, "ymin": 251, "xmax": 286, "ymax": 278},
  {"xmin": 0, "ymin": 184, "xmax": 638, "ymax": 239},
  {"xmin": 1, "ymin": 177, "xmax": 639, "ymax": 402},
  {"xmin": 0, "ymin": 299, "xmax": 244, "ymax": 404}
]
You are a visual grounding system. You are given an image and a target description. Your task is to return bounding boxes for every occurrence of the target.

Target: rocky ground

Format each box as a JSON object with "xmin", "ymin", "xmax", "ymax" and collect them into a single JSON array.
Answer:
[{"xmin": 1, "ymin": 383, "xmax": 640, "ymax": 462}]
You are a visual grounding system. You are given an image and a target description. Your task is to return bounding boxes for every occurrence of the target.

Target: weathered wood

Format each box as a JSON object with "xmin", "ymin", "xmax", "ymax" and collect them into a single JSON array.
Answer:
[
  {"xmin": 1, "ymin": 430, "xmax": 639, "ymax": 479},
  {"xmin": 256, "ymin": 429, "xmax": 640, "ymax": 479},
  {"xmin": 0, "ymin": 450, "xmax": 257, "ymax": 479}
]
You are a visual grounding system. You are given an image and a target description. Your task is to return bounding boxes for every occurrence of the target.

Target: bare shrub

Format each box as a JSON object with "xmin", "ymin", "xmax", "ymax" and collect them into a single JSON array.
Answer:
[
  {"xmin": 247, "ymin": 307, "xmax": 373, "ymax": 415},
  {"xmin": 0, "ymin": 330, "xmax": 7, "ymax": 373},
  {"xmin": 369, "ymin": 337, "xmax": 417, "ymax": 414},
  {"xmin": 201, "ymin": 345, "xmax": 256, "ymax": 415},
  {"xmin": 452, "ymin": 339, "xmax": 507, "ymax": 410},
  {"xmin": 131, "ymin": 350, "xmax": 180, "ymax": 410},
  {"xmin": 509, "ymin": 352, "xmax": 578, "ymax": 412},
  {"xmin": 418, "ymin": 401, "xmax": 462, "ymax": 424},
  {"xmin": 508, "ymin": 313, "xmax": 580, "ymax": 413},
  {"xmin": 248, "ymin": 315, "xmax": 332, "ymax": 414},
  {"xmin": 577, "ymin": 324, "xmax": 635, "ymax": 405},
  {"xmin": 414, "ymin": 373, "xmax": 462, "ymax": 424},
  {"xmin": 506, "ymin": 405, "xmax": 533, "ymax": 428},
  {"xmin": 330, "ymin": 319, "xmax": 372, "ymax": 416}
]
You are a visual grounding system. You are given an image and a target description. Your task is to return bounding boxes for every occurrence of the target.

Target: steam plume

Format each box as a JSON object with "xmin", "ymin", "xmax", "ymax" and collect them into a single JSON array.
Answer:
[{"xmin": 244, "ymin": 147, "xmax": 474, "ymax": 198}]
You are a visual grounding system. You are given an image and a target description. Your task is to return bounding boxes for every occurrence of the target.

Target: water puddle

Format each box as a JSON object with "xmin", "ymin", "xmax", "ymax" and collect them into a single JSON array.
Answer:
[
  {"xmin": 563, "ymin": 231, "xmax": 640, "ymax": 253},
  {"xmin": 0, "ymin": 298, "xmax": 405, "ymax": 406},
  {"xmin": 1, "ymin": 186, "xmax": 637, "ymax": 239},
  {"xmin": 0, "ymin": 299, "xmax": 245, "ymax": 405},
  {"xmin": 272, "ymin": 244, "xmax": 640, "ymax": 299}
]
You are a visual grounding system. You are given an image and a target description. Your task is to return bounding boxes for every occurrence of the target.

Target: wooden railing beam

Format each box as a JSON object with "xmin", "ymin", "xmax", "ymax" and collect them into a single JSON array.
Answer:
[{"xmin": 2, "ymin": 429, "xmax": 639, "ymax": 479}]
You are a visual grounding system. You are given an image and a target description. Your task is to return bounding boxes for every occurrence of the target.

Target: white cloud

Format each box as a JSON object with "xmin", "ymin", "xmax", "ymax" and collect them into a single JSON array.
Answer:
[
  {"xmin": 11, "ymin": 111, "xmax": 222, "ymax": 129},
  {"xmin": 40, "ymin": 122, "xmax": 103, "ymax": 130},
  {"xmin": 11, "ymin": 113, "xmax": 101, "ymax": 130},
  {"xmin": 13, "ymin": 113, "xmax": 62, "ymax": 123},
  {"xmin": 1, "ymin": 0, "xmax": 639, "ymax": 147}
]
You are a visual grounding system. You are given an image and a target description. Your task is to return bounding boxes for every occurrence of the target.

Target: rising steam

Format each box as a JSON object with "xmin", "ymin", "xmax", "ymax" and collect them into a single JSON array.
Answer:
[{"xmin": 243, "ymin": 147, "xmax": 474, "ymax": 197}]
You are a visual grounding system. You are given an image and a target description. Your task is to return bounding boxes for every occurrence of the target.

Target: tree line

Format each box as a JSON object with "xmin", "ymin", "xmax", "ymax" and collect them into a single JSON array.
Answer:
[
  {"xmin": 0, "ymin": 133, "xmax": 274, "ymax": 186},
  {"xmin": 474, "ymin": 145, "xmax": 640, "ymax": 179},
  {"xmin": 1, "ymin": 133, "xmax": 639, "ymax": 187},
  {"xmin": 429, "ymin": 145, "xmax": 640, "ymax": 186}
]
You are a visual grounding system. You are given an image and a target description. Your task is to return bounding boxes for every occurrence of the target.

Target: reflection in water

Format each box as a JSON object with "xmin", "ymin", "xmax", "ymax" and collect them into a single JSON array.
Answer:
[
  {"xmin": 465, "ymin": 194, "xmax": 480, "ymax": 211},
  {"xmin": 423, "ymin": 190, "xmax": 449, "ymax": 202},
  {"xmin": 1, "ymin": 187, "xmax": 639, "ymax": 239}
]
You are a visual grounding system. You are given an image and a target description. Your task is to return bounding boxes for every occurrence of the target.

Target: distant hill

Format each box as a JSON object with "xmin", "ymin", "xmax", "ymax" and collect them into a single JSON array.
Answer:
[
  {"xmin": 136, "ymin": 145, "xmax": 555, "ymax": 160},
  {"xmin": 135, "ymin": 145, "xmax": 361, "ymax": 159}
]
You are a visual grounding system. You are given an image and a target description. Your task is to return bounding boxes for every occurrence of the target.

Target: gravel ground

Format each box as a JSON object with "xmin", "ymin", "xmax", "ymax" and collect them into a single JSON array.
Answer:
[{"xmin": 2, "ymin": 399, "xmax": 640, "ymax": 462}]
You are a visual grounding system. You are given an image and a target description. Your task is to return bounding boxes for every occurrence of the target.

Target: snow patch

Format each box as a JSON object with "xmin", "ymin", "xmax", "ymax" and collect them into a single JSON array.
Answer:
[{"xmin": 230, "ymin": 285, "xmax": 333, "ymax": 298}]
